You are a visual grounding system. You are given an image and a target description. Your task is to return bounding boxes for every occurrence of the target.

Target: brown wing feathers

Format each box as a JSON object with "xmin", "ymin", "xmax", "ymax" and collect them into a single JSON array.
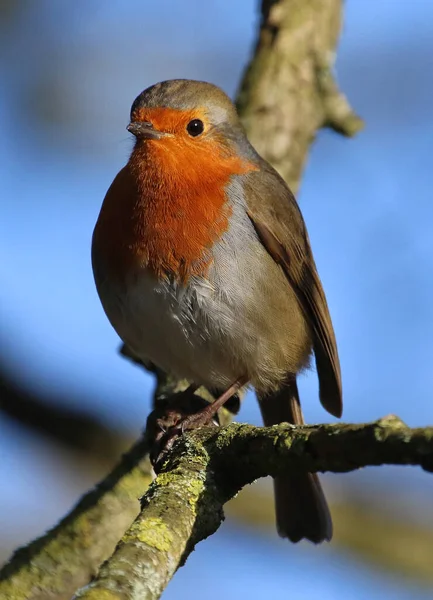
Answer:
[{"xmin": 248, "ymin": 213, "xmax": 342, "ymax": 419}]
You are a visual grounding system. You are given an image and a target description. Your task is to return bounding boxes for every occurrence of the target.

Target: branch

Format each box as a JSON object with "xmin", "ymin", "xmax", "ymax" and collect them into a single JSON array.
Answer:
[
  {"xmin": 0, "ymin": 439, "xmax": 152, "ymax": 600},
  {"xmin": 0, "ymin": 371, "xmax": 237, "ymax": 600},
  {"xmin": 73, "ymin": 416, "xmax": 433, "ymax": 600},
  {"xmin": 237, "ymin": 0, "xmax": 363, "ymax": 192},
  {"xmin": 1, "ymin": 0, "xmax": 363, "ymax": 597},
  {"xmin": 0, "ymin": 362, "xmax": 129, "ymax": 462}
]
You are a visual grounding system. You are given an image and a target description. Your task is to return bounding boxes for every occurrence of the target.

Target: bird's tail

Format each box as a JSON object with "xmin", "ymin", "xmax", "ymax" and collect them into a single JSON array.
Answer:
[{"xmin": 258, "ymin": 379, "xmax": 332, "ymax": 543}]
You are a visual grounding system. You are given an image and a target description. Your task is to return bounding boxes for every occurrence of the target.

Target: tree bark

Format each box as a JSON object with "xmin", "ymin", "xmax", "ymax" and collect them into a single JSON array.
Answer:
[
  {"xmin": 0, "ymin": 0, "xmax": 364, "ymax": 598},
  {"xmin": 73, "ymin": 416, "xmax": 433, "ymax": 600},
  {"xmin": 237, "ymin": 0, "xmax": 362, "ymax": 191},
  {"xmin": 0, "ymin": 439, "xmax": 152, "ymax": 600}
]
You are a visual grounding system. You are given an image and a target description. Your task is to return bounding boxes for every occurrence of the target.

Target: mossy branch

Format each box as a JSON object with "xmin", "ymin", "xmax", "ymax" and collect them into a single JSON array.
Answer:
[
  {"xmin": 0, "ymin": 439, "xmax": 153, "ymax": 600},
  {"xmin": 72, "ymin": 416, "xmax": 433, "ymax": 600},
  {"xmin": 0, "ymin": 0, "xmax": 364, "ymax": 598}
]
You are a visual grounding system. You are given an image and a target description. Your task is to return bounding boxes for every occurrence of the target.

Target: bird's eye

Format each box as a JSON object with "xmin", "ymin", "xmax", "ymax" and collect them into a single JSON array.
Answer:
[{"xmin": 186, "ymin": 119, "xmax": 204, "ymax": 137}]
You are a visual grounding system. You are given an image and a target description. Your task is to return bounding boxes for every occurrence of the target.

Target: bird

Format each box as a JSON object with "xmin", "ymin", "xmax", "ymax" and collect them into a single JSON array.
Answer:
[{"xmin": 91, "ymin": 79, "xmax": 342, "ymax": 544}]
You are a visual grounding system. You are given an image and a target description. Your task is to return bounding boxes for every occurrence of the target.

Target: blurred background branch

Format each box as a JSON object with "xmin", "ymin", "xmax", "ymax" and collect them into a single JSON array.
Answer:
[
  {"xmin": 0, "ymin": 364, "xmax": 128, "ymax": 464},
  {"xmin": 1, "ymin": 0, "xmax": 433, "ymax": 599},
  {"xmin": 0, "ymin": 438, "xmax": 152, "ymax": 600}
]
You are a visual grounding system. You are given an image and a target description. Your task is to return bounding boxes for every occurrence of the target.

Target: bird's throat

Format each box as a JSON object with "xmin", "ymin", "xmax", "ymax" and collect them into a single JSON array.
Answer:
[{"xmin": 95, "ymin": 139, "xmax": 256, "ymax": 283}]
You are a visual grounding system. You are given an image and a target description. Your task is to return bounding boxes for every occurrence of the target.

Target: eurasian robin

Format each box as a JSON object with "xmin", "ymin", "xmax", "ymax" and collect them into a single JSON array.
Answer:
[{"xmin": 92, "ymin": 79, "xmax": 342, "ymax": 544}]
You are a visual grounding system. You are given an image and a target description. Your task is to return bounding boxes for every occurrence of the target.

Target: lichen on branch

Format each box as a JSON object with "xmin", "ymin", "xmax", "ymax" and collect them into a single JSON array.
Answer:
[
  {"xmin": 0, "ymin": 1, "xmax": 365, "ymax": 598},
  {"xmin": 73, "ymin": 416, "xmax": 433, "ymax": 600},
  {"xmin": 0, "ymin": 439, "xmax": 153, "ymax": 600}
]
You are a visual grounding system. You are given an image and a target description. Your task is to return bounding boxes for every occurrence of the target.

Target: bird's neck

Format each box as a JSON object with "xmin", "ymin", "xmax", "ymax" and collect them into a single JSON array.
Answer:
[{"xmin": 94, "ymin": 140, "xmax": 257, "ymax": 284}]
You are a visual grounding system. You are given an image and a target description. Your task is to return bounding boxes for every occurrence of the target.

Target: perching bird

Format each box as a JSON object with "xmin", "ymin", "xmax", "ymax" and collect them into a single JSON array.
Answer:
[{"xmin": 92, "ymin": 79, "xmax": 342, "ymax": 544}]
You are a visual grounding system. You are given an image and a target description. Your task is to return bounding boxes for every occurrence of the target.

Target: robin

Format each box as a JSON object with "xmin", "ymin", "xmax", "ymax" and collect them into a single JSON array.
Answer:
[{"xmin": 92, "ymin": 79, "xmax": 342, "ymax": 544}]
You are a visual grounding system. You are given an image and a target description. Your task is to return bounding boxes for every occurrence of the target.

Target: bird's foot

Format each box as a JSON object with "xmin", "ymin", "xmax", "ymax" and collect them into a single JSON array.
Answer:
[
  {"xmin": 148, "ymin": 377, "xmax": 247, "ymax": 471},
  {"xmin": 147, "ymin": 390, "xmax": 219, "ymax": 470}
]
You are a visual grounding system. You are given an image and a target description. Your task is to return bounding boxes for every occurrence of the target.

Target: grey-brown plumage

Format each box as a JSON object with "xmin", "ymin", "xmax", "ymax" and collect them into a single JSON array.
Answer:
[
  {"xmin": 244, "ymin": 161, "xmax": 342, "ymax": 419},
  {"xmin": 92, "ymin": 79, "xmax": 342, "ymax": 544},
  {"xmin": 243, "ymin": 161, "xmax": 341, "ymax": 542}
]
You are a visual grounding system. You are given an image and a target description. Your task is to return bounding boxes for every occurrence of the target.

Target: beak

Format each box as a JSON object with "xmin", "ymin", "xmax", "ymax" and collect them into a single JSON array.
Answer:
[{"xmin": 127, "ymin": 121, "xmax": 166, "ymax": 140}]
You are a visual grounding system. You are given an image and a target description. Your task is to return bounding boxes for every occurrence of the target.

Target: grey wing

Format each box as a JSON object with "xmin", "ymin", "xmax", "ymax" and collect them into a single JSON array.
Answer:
[{"xmin": 244, "ymin": 166, "xmax": 342, "ymax": 418}]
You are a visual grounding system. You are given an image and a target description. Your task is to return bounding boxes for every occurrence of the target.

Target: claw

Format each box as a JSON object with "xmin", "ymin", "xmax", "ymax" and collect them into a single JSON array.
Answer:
[
  {"xmin": 151, "ymin": 425, "xmax": 183, "ymax": 469},
  {"xmin": 155, "ymin": 418, "xmax": 167, "ymax": 434},
  {"xmin": 146, "ymin": 381, "xmax": 245, "ymax": 471}
]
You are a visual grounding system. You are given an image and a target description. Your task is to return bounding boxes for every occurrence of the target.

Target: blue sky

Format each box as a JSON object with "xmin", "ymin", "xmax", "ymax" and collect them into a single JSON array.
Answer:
[{"xmin": 1, "ymin": 1, "xmax": 433, "ymax": 598}]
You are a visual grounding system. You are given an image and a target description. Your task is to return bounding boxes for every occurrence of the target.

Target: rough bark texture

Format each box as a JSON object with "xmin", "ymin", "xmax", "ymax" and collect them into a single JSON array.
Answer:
[
  {"xmin": 73, "ymin": 416, "xmax": 433, "ymax": 600},
  {"xmin": 237, "ymin": 0, "xmax": 362, "ymax": 192},
  {"xmin": 0, "ymin": 440, "xmax": 152, "ymax": 600},
  {"xmin": 0, "ymin": 363, "xmax": 234, "ymax": 600},
  {"xmin": 0, "ymin": 0, "xmax": 365, "ymax": 598}
]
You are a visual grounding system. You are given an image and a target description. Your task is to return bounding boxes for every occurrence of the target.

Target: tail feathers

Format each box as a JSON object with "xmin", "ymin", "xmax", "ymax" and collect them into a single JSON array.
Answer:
[
  {"xmin": 273, "ymin": 472, "xmax": 332, "ymax": 543},
  {"xmin": 258, "ymin": 380, "xmax": 332, "ymax": 544}
]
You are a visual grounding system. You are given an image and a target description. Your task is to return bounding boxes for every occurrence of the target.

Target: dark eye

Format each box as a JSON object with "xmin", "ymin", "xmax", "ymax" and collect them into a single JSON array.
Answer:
[{"xmin": 186, "ymin": 119, "xmax": 204, "ymax": 137}]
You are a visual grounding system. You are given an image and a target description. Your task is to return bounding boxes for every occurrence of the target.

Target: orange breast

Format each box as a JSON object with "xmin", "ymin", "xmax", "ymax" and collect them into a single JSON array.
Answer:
[{"xmin": 93, "ymin": 133, "xmax": 257, "ymax": 283}]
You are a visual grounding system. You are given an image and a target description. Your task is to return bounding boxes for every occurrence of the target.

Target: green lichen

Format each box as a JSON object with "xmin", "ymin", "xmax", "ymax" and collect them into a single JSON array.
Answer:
[
  {"xmin": 185, "ymin": 479, "xmax": 205, "ymax": 515},
  {"xmin": 154, "ymin": 471, "xmax": 177, "ymax": 488},
  {"xmin": 153, "ymin": 467, "xmax": 206, "ymax": 516},
  {"xmin": 75, "ymin": 588, "xmax": 120, "ymax": 600},
  {"xmin": 377, "ymin": 414, "xmax": 406, "ymax": 429},
  {"xmin": 123, "ymin": 518, "xmax": 173, "ymax": 552}
]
